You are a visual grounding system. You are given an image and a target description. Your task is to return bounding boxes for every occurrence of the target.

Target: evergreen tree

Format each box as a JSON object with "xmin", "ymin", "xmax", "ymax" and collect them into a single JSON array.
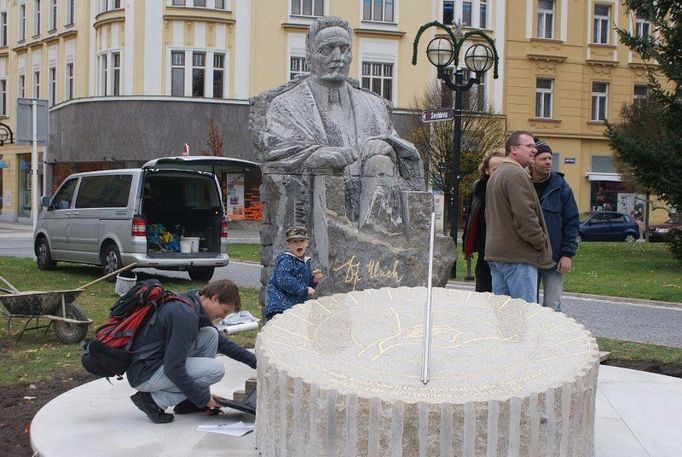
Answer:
[{"xmin": 606, "ymin": 1, "xmax": 682, "ymax": 209}]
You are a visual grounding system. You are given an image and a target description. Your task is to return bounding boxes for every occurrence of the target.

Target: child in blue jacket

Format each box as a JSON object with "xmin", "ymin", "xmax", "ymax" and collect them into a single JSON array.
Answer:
[{"xmin": 265, "ymin": 226, "xmax": 323, "ymax": 321}]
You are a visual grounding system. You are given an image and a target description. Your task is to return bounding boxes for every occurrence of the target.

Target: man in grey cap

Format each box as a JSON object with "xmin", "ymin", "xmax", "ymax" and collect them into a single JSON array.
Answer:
[{"xmin": 530, "ymin": 139, "xmax": 579, "ymax": 311}]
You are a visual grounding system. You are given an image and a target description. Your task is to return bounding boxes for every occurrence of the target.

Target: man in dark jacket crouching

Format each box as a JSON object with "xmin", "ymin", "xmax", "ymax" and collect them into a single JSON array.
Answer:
[{"xmin": 127, "ymin": 279, "xmax": 256, "ymax": 423}]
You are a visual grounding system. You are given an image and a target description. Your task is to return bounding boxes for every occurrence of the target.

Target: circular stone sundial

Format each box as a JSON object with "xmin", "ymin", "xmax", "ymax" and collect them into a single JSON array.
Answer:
[{"xmin": 256, "ymin": 287, "xmax": 600, "ymax": 456}]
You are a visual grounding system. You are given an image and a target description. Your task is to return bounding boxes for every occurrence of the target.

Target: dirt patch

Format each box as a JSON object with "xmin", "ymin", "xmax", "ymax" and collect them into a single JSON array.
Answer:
[
  {"xmin": 1, "ymin": 361, "xmax": 680, "ymax": 455},
  {"xmin": 603, "ymin": 359, "xmax": 682, "ymax": 378},
  {"xmin": 0, "ymin": 371, "xmax": 95, "ymax": 457}
]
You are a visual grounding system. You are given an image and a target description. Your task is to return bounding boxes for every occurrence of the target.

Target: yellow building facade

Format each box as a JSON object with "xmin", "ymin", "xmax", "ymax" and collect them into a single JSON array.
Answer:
[
  {"xmin": 504, "ymin": 0, "xmax": 668, "ymax": 222},
  {"xmin": 0, "ymin": 0, "xmax": 670, "ymax": 224}
]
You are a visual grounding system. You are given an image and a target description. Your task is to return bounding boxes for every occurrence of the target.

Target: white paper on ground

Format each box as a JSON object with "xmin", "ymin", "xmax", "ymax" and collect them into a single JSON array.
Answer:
[{"xmin": 197, "ymin": 420, "xmax": 254, "ymax": 436}]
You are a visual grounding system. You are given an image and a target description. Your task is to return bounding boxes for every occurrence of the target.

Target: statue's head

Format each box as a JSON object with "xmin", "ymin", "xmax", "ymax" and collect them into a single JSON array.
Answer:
[{"xmin": 306, "ymin": 16, "xmax": 353, "ymax": 84}]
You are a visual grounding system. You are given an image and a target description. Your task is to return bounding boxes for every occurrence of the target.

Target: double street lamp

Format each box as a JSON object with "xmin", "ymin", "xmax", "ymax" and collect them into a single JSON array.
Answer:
[{"xmin": 413, "ymin": 22, "xmax": 499, "ymax": 276}]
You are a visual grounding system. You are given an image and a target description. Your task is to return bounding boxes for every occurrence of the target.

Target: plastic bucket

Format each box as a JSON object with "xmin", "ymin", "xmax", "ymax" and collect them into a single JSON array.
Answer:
[
  {"xmin": 115, "ymin": 271, "xmax": 137, "ymax": 296},
  {"xmin": 180, "ymin": 239, "xmax": 193, "ymax": 253},
  {"xmin": 184, "ymin": 237, "xmax": 200, "ymax": 253}
]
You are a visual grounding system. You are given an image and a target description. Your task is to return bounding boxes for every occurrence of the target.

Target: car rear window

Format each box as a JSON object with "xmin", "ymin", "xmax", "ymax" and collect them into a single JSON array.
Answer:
[{"xmin": 75, "ymin": 175, "xmax": 132, "ymax": 208}]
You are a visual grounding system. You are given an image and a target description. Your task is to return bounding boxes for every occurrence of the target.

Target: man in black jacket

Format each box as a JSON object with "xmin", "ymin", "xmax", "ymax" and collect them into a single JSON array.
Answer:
[
  {"xmin": 530, "ymin": 141, "xmax": 579, "ymax": 311},
  {"xmin": 127, "ymin": 279, "xmax": 257, "ymax": 423}
]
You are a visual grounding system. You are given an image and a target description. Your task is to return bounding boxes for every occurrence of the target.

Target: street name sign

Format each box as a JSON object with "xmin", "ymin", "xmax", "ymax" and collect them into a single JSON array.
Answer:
[{"xmin": 422, "ymin": 108, "xmax": 455, "ymax": 123}]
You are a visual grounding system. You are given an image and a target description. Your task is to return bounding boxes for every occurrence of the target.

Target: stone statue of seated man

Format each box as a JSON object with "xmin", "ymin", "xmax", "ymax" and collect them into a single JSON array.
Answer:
[
  {"xmin": 259, "ymin": 16, "xmax": 424, "ymax": 227},
  {"xmin": 251, "ymin": 16, "xmax": 454, "ymax": 298}
]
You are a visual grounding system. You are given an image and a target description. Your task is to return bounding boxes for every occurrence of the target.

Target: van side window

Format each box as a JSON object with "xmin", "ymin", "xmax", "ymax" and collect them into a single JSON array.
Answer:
[
  {"xmin": 75, "ymin": 175, "xmax": 132, "ymax": 208},
  {"xmin": 52, "ymin": 178, "xmax": 78, "ymax": 209}
]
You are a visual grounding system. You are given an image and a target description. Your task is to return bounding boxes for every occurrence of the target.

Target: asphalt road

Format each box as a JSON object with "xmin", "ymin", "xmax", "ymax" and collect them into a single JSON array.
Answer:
[{"xmin": 2, "ymin": 231, "xmax": 681, "ymax": 348}]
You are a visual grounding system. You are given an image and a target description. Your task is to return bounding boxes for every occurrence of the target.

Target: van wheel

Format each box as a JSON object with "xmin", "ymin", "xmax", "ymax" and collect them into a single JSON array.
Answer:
[
  {"xmin": 36, "ymin": 237, "xmax": 58, "ymax": 270},
  {"xmin": 102, "ymin": 244, "xmax": 122, "ymax": 280},
  {"xmin": 188, "ymin": 267, "xmax": 214, "ymax": 282}
]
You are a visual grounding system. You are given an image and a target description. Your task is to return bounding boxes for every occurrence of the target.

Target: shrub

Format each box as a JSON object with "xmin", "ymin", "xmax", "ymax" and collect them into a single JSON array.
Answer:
[{"xmin": 668, "ymin": 229, "xmax": 682, "ymax": 265}]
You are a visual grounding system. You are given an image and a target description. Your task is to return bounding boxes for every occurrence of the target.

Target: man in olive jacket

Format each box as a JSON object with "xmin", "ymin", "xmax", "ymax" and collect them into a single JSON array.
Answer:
[{"xmin": 484, "ymin": 131, "xmax": 555, "ymax": 303}]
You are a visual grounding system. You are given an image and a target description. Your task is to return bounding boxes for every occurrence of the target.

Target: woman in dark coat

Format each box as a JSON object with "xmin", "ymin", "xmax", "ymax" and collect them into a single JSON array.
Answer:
[{"xmin": 462, "ymin": 149, "xmax": 505, "ymax": 292}]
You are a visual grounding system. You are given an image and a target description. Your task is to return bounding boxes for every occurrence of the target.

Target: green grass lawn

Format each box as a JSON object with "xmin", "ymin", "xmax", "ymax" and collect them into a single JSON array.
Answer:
[
  {"xmin": 0, "ymin": 241, "xmax": 680, "ymax": 385},
  {"xmin": 466, "ymin": 241, "xmax": 682, "ymax": 302},
  {"xmin": 227, "ymin": 243, "xmax": 261, "ymax": 263},
  {"xmin": 0, "ymin": 257, "xmax": 260, "ymax": 385}
]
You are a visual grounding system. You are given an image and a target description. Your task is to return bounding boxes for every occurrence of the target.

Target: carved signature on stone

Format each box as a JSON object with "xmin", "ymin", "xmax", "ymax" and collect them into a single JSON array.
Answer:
[{"xmin": 333, "ymin": 255, "xmax": 404, "ymax": 290}]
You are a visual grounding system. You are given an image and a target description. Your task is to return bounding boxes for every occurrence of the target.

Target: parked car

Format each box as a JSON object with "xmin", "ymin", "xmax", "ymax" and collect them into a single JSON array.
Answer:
[
  {"xmin": 648, "ymin": 214, "xmax": 682, "ymax": 242},
  {"xmin": 578, "ymin": 211, "xmax": 640, "ymax": 242},
  {"xmin": 34, "ymin": 157, "xmax": 233, "ymax": 282}
]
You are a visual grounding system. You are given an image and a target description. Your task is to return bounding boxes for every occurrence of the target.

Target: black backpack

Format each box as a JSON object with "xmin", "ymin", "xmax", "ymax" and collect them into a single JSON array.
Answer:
[{"xmin": 81, "ymin": 279, "xmax": 191, "ymax": 379}]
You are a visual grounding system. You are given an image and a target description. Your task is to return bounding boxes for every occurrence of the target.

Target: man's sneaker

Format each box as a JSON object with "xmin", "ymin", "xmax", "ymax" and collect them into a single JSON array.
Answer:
[
  {"xmin": 130, "ymin": 391, "xmax": 174, "ymax": 424},
  {"xmin": 173, "ymin": 399, "xmax": 205, "ymax": 414}
]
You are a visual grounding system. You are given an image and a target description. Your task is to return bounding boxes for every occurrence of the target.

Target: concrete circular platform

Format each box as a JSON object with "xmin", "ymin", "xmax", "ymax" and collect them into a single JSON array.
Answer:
[{"xmin": 31, "ymin": 357, "xmax": 682, "ymax": 456}]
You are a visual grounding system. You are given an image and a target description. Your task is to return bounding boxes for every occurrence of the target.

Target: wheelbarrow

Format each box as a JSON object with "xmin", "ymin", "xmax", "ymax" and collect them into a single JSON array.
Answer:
[{"xmin": 0, "ymin": 264, "xmax": 136, "ymax": 344}]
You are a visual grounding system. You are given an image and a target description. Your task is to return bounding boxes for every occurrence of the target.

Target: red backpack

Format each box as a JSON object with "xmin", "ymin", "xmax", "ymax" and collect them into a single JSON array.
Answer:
[{"xmin": 81, "ymin": 279, "xmax": 191, "ymax": 379}]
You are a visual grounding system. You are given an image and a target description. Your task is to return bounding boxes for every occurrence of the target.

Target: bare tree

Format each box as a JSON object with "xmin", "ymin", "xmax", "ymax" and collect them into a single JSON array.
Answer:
[
  {"xmin": 407, "ymin": 81, "xmax": 506, "ymax": 234},
  {"xmin": 205, "ymin": 118, "xmax": 225, "ymax": 157}
]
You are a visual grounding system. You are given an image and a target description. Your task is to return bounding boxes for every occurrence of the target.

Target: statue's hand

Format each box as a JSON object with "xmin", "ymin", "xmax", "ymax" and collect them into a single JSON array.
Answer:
[
  {"xmin": 361, "ymin": 139, "xmax": 396, "ymax": 162},
  {"xmin": 303, "ymin": 147, "xmax": 358, "ymax": 170}
]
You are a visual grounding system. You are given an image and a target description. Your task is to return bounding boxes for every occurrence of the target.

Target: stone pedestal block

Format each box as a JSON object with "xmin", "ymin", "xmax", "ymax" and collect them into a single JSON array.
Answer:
[{"xmin": 256, "ymin": 288, "xmax": 600, "ymax": 456}]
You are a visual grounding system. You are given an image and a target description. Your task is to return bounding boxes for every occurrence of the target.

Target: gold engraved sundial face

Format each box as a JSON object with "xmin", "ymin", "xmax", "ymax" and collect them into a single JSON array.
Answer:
[{"xmin": 259, "ymin": 287, "xmax": 598, "ymax": 403}]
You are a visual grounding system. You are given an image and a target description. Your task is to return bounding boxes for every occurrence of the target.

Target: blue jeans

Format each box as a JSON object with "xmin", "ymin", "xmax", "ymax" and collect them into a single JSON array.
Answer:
[
  {"xmin": 489, "ymin": 261, "xmax": 538, "ymax": 303},
  {"xmin": 133, "ymin": 326, "xmax": 225, "ymax": 409},
  {"xmin": 537, "ymin": 267, "xmax": 564, "ymax": 311}
]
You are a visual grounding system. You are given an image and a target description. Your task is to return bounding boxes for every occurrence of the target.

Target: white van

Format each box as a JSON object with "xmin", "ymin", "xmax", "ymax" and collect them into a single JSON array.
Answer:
[{"xmin": 33, "ymin": 157, "xmax": 242, "ymax": 282}]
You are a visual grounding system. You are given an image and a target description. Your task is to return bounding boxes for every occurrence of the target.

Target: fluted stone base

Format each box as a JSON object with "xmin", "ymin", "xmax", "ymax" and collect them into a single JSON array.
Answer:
[{"xmin": 256, "ymin": 288, "xmax": 600, "ymax": 456}]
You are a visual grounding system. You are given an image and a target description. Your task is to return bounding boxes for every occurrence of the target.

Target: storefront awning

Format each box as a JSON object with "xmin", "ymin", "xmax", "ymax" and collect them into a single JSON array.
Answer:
[{"xmin": 586, "ymin": 172, "xmax": 622, "ymax": 182}]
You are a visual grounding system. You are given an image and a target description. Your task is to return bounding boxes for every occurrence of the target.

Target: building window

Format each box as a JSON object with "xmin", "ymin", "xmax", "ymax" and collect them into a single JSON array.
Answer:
[
  {"xmin": 19, "ymin": 4, "xmax": 26, "ymax": 41},
  {"xmin": 462, "ymin": 1, "xmax": 472, "ymax": 27},
  {"xmin": 112, "ymin": 52, "xmax": 120, "ymax": 95},
  {"xmin": 98, "ymin": 52, "xmax": 121, "ymax": 96},
  {"xmin": 171, "ymin": 51, "xmax": 185, "ymax": 96},
  {"xmin": 215, "ymin": 0, "xmax": 225, "ymax": 8},
  {"xmin": 363, "ymin": 0, "xmax": 394, "ymax": 23},
  {"xmin": 633, "ymin": 84, "xmax": 648, "ymax": 104},
  {"xmin": 173, "ymin": 0, "xmax": 186, "ymax": 5},
  {"xmin": 49, "ymin": 0, "xmax": 56, "ymax": 31},
  {"xmin": 535, "ymin": 78, "xmax": 553, "ymax": 118},
  {"xmin": 49, "ymin": 66, "xmax": 56, "ymax": 106},
  {"xmin": 289, "ymin": 56, "xmax": 309, "ymax": 80},
  {"xmin": 66, "ymin": 0, "xmax": 74, "ymax": 25},
  {"xmin": 361, "ymin": 61, "xmax": 393, "ymax": 102},
  {"xmin": 66, "ymin": 62, "xmax": 74, "ymax": 100},
  {"xmin": 34, "ymin": 0, "xmax": 41, "ymax": 36},
  {"xmin": 480, "ymin": 0, "xmax": 487, "ymax": 28},
  {"xmin": 33, "ymin": 70, "xmax": 40, "ymax": 98},
  {"xmin": 537, "ymin": 0, "xmax": 554, "ymax": 39},
  {"xmin": 100, "ymin": 0, "xmax": 121, "ymax": 13},
  {"xmin": 593, "ymin": 5, "xmax": 610, "ymax": 44},
  {"xmin": 635, "ymin": 15, "xmax": 650, "ymax": 39},
  {"xmin": 1, "ymin": 79, "xmax": 6, "ymax": 115},
  {"xmin": 443, "ymin": 1, "xmax": 454, "ymax": 25},
  {"xmin": 591, "ymin": 82, "xmax": 608, "ymax": 121},
  {"xmin": 99, "ymin": 55, "xmax": 107, "ymax": 95},
  {"xmin": 462, "ymin": 69, "xmax": 485, "ymax": 111},
  {"xmin": 213, "ymin": 53, "xmax": 224, "ymax": 98},
  {"xmin": 192, "ymin": 51, "xmax": 206, "ymax": 97},
  {"xmin": 291, "ymin": 0, "xmax": 323, "ymax": 16},
  {"xmin": 19, "ymin": 74, "xmax": 25, "ymax": 97},
  {"xmin": 0, "ymin": 12, "xmax": 7, "ymax": 46},
  {"xmin": 194, "ymin": 0, "xmax": 206, "ymax": 7}
]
